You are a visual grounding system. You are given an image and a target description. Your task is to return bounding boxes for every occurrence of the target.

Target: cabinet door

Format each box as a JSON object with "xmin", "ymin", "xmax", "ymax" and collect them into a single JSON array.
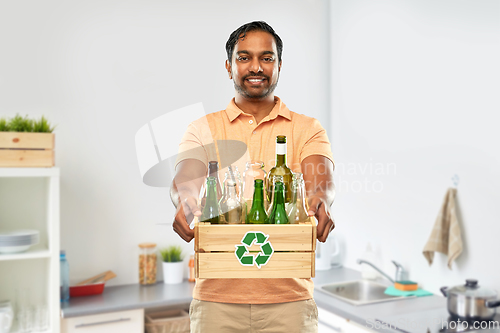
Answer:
[
  {"xmin": 317, "ymin": 307, "xmax": 375, "ymax": 333},
  {"xmin": 318, "ymin": 307, "xmax": 347, "ymax": 333},
  {"xmin": 61, "ymin": 309, "xmax": 144, "ymax": 333}
]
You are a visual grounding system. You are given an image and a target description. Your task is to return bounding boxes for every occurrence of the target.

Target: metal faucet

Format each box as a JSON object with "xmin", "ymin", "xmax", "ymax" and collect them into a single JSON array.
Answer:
[{"xmin": 356, "ymin": 259, "xmax": 408, "ymax": 283}]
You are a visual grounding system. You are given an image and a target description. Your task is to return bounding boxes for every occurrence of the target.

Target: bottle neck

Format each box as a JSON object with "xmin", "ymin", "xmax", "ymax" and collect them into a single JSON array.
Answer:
[
  {"xmin": 225, "ymin": 184, "xmax": 238, "ymax": 199},
  {"xmin": 208, "ymin": 163, "xmax": 219, "ymax": 178},
  {"xmin": 253, "ymin": 184, "xmax": 264, "ymax": 203},
  {"xmin": 206, "ymin": 179, "xmax": 218, "ymax": 202},
  {"xmin": 275, "ymin": 142, "xmax": 286, "ymax": 166},
  {"xmin": 273, "ymin": 183, "xmax": 285, "ymax": 205}
]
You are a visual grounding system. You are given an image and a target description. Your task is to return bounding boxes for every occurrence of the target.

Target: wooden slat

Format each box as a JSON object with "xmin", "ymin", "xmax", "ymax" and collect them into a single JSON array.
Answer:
[
  {"xmin": 197, "ymin": 252, "xmax": 312, "ymax": 279},
  {"xmin": 197, "ymin": 223, "xmax": 313, "ymax": 252},
  {"xmin": 312, "ymin": 217, "xmax": 317, "ymax": 251},
  {"xmin": 0, "ymin": 132, "xmax": 54, "ymax": 149},
  {"xmin": 311, "ymin": 251, "xmax": 315, "ymax": 278},
  {"xmin": 0, "ymin": 149, "xmax": 54, "ymax": 167}
]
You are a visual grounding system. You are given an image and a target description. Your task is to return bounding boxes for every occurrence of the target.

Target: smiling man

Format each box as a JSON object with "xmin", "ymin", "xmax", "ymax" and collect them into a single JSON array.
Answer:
[{"xmin": 171, "ymin": 21, "xmax": 335, "ymax": 333}]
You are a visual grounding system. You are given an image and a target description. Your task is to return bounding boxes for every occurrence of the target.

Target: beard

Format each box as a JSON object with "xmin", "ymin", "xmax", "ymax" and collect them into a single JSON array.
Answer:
[{"xmin": 233, "ymin": 74, "xmax": 279, "ymax": 100}]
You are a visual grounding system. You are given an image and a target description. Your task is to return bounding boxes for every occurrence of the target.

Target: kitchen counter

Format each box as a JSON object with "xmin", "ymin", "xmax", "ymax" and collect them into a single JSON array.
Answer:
[
  {"xmin": 61, "ymin": 268, "xmax": 500, "ymax": 333},
  {"xmin": 60, "ymin": 281, "xmax": 194, "ymax": 318}
]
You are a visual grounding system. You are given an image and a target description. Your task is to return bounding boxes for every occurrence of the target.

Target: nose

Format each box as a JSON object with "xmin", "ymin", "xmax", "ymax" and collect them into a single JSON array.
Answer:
[{"xmin": 249, "ymin": 58, "xmax": 263, "ymax": 73}]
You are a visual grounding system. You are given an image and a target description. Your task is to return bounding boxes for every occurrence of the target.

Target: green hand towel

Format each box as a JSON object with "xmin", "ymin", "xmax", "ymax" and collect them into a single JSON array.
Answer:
[{"xmin": 384, "ymin": 286, "xmax": 433, "ymax": 297}]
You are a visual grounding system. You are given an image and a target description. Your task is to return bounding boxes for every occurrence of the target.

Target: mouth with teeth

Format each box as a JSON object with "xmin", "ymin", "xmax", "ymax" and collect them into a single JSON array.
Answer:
[{"xmin": 245, "ymin": 76, "xmax": 267, "ymax": 86}]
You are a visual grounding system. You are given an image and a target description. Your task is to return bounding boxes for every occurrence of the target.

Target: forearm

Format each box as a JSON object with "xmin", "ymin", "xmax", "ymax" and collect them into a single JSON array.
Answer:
[{"xmin": 301, "ymin": 155, "xmax": 335, "ymax": 205}]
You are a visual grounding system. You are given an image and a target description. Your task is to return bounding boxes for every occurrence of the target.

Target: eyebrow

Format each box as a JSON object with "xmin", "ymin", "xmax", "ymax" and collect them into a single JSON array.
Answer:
[{"xmin": 236, "ymin": 50, "xmax": 276, "ymax": 56}]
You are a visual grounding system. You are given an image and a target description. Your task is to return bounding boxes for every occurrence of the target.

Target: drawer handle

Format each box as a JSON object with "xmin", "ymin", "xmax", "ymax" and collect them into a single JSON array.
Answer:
[
  {"xmin": 75, "ymin": 317, "xmax": 131, "ymax": 328},
  {"xmin": 318, "ymin": 319, "xmax": 343, "ymax": 332}
]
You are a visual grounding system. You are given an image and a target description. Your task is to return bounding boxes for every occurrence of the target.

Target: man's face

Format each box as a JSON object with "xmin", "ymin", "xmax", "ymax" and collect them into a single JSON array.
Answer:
[{"xmin": 226, "ymin": 30, "xmax": 281, "ymax": 100}]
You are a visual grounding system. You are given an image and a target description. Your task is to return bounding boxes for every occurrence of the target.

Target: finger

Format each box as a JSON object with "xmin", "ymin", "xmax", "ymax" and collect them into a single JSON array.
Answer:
[
  {"xmin": 315, "ymin": 205, "xmax": 328, "ymax": 238},
  {"xmin": 173, "ymin": 206, "xmax": 195, "ymax": 242},
  {"xmin": 173, "ymin": 220, "xmax": 194, "ymax": 242},
  {"xmin": 318, "ymin": 219, "xmax": 334, "ymax": 243},
  {"xmin": 308, "ymin": 197, "xmax": 322, "ymax": 217},
  {"xmin": 183, "ymin": 197, "xmax": 201, "ymax": 217}
]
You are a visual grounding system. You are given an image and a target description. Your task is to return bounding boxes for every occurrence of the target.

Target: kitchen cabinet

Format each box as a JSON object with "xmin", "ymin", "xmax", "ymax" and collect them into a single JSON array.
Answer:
[
  {"xmin": 318, "ymin": 306, "xmax": 375, "ymax": 333},
  {"xmin": 0, "ymin": 167, "xmax": 60, "ymax": 333},
  {"xmin": 60, "ymin": 309, "xmax": 144, "ymax": 333}
]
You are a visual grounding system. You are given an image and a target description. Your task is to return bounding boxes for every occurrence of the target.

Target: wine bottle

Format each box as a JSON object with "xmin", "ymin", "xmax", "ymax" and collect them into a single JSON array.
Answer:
[
  {"xmin": 200, "ymin": 161, "xmax": 222, "ymax": 209},
  {"xmin": 268, "ymin": 181, "xmax": 289, "ymax": 224},
  {"xmin": 246, "ymin": 179, "xmax": 268, "ymax": 224},
  {"xmin": 266, "ymin": 136, "xmax": 292, "ymax": 206},
  {"xmin": 200, "ymin": 177, "xmax": 220, "ymax": 224}
]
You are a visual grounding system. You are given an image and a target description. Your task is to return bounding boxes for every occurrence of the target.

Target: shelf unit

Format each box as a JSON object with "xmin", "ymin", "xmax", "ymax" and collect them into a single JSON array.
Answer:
[{"xmin": 0, "ymin": 167, "xmax": 60, "ymax": 333}]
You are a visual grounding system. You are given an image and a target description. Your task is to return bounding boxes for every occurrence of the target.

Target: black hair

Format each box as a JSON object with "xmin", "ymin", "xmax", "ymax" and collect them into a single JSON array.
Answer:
[{"xmin": 225, "ymin": 21, "xmax": 283, "ymax": 63}]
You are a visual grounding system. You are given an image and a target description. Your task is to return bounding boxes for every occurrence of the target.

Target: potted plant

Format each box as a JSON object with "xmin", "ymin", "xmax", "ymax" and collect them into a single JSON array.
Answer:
[
  {"xmin": 160, "ymin": 246, "xmax": 184, "ymax": 284},
  {"xmin": 0, "ymin": 114, "xmax": 56, "ymax": 167}
]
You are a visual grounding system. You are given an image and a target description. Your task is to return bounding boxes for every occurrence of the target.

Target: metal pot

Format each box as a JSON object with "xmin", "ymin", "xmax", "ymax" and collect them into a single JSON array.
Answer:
[{"xmin": 441, "ymin": 279, "xmax": 500, "ymax": 321}]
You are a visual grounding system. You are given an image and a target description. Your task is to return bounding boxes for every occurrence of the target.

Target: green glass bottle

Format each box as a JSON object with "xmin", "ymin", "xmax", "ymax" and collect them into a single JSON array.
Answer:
[
  {"xmin": 266, "ymin": 136, "xmax": 293, "ymax": 205},
  {"xmin": 200, "ymin": 177, "xmax": 220, "ymax": 224},
  {"xmin": 267, "ymin": 181, "xmax": 289, "ymax": 224},
  {"xmin": 246, "ymin": 180, "xmax": 268, "ymax": 224}
]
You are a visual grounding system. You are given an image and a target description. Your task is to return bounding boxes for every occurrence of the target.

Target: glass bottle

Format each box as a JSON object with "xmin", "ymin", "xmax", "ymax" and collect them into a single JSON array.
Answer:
[
  {"xmin": 60, "ymin": 250, "xmax": 70, "ymax": 302},
  {"xmin": 266, "ymin": 175, "xmax": 282, "ymax": 215},
  {"xmin": 138, "ymin": 243, "xmax": 157, "ymax": 285},
  {"xmin": 199, "ymin": 161, "xmax": 222, "ymax": 209},
  {"xmin": 246, "ymin": 179, "xmax": 268, "ymax": 224},
  {"xmin": 242, "ymin": 161, "xmax": 267, "ymax": 201},
  {"xmin": 268, "ymin": 181, "xmax": 289, "ymax": 224},
  {"xmin": 200, "ymin": 177, "xmax": 221, "ymax": 224},
  {"xmin": 219, "ymin": 180, "xmax": 243, "ymax": 224},
  {"xmin": 266, "ymin": 136, "xmax": 293, "ymax": 206},
  {"xmin": 222, "ymin": 166, "xmax": 242, "ymax": 199},
  {"xmin": 286, "ymin": 172, "xmax": 309, "ymax": 224}
]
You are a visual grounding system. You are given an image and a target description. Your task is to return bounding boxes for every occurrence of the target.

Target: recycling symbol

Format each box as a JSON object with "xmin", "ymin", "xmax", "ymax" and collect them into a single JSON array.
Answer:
[{"xmin": 235, "ymin": 231, "xmax": 274, "ymax": 268}]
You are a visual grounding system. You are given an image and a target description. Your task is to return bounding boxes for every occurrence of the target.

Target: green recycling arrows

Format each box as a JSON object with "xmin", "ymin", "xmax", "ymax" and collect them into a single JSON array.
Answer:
[{"xmin": 235, "ymin": 231, "xmax": 274, "ymax": 268}]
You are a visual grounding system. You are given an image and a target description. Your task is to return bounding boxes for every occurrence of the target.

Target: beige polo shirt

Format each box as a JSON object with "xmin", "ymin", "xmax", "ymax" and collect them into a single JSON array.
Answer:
[{"xmin": 176, "ymin": 96, "xmax": 333, "ymax": 304}]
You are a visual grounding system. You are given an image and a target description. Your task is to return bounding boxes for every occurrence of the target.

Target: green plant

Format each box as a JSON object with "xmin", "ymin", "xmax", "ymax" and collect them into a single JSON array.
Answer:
[
  {"xmin": 160, "ymin": 246, "xmax": 183, "ymax": 263},
  {"xmin": 0, "ymin": 114, "xmax": 55, "ymax": 133},
  {"xmin": 0, "ymin": 118, "xmax": 8, "ymax": 131}
]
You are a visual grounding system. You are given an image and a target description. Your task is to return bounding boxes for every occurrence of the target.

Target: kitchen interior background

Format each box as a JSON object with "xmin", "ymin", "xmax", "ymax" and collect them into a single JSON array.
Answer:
[{"xmin": 0, "ymin": 0, "xmax": 498, "ymax": 294}]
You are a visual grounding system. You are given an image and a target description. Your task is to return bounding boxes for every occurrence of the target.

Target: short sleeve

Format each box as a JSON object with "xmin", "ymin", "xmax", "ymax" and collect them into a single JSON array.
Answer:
[
  {"xmin": 299, "ymin": 119, "xmax": 334, "ymax": 165},
  {"xmin": 175, "ymin": 121, "xmax": 209, "ymax": 169}
]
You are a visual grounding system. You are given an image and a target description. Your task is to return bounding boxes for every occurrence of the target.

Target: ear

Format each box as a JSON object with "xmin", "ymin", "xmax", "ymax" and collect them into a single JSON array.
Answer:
[
  {"xmin": 225, "ymin": 60, "xmax": 232, "ymax": 79},
  {"xmin": 278, "ymin": 60, "xmax": 282, "ymax": 73}
]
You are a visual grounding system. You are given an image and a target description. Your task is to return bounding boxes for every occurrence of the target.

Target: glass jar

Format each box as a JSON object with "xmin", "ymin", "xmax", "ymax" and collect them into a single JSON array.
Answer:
[
  {"xmin": 138, "ymin": 243, "xmax": 157, "ymax": 285},
  {"xmin": 242, "ymin": 161, "xmax": 267, "ymax": 202}
]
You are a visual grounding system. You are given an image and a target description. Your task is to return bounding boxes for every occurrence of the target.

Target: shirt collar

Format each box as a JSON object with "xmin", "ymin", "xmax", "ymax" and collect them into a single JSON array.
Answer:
[{"xmin": 225, "ymin": 96, "xmax": 292, "ymax": 122}]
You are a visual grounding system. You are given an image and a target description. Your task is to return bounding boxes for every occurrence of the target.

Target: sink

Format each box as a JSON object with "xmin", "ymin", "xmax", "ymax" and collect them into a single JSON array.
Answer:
[{"xmin": 317, "ymin": 279, "xmax": 414, "ymax": 306}]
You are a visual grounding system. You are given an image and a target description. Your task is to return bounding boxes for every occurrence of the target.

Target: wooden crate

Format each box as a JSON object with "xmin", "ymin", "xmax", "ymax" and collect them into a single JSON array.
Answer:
[
  {"xmin": 194, "ymin": 217, "xmax": 316, "ymax": 279},
  {"xmin": 0, "ymin": 132, "xmax": 54, "ymax": 167}
]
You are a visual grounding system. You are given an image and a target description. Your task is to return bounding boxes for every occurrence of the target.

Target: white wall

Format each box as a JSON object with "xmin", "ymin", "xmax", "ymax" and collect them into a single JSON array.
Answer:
[
  {"xmin": 0, "ymin": 0, "xmax": 331, "ymax": 285},
  {"xmin": 330, "ymin": 0, "xmax": 500, "ymax": 293}
]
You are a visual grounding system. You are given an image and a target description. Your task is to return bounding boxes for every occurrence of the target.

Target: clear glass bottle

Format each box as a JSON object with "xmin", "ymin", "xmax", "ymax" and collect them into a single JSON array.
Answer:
[
  {"xmin": 199, "ymin": 161, "xmax": 223, "ymax": 209},
  {"xmin": 138, "ymin": 243, "xmax": 157, "ymax": 285},
  {"xmin": 222, "ymin": 166, "xmax": 243, "ymax": 199},
  {"xmin": 219, "ymin": 180, "xmax": 243, "ymax": 224},
  {"xmin": 200, "ymin": 177, "xmax": 221, "ymax": 224},
  {"xmin": 268, "ymin": 180, "xmax": 289, "ymax": 224},
  {"xmin": 242, "ymin": 161, "xmax": 267, "ymax": 201},
  {"xmin": 286, "ymin": 172, "xmax": 309, "ymax": 224},
  {"xmin": 60, "ymin": 250, "xmax": 70, "ymax": 302},
  {"xmin": 266, "ymin": 175, "xmax": 283, "ymax": 215},
  {"xmin": 246, "ymin": 179, "xmax": 268, "ymax": 224}
]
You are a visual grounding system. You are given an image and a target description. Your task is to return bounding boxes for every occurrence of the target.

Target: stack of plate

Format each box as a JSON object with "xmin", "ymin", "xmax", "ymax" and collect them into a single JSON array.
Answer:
[{"xmin": 0, "ymin": 230, "xmax": 39, "ymax": 254}]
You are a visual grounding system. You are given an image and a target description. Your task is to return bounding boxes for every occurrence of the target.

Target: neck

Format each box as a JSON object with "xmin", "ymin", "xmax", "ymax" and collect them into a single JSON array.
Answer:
[{"xmin": 234, "ymin": 94, "xmax": 276, "ymax": 124}]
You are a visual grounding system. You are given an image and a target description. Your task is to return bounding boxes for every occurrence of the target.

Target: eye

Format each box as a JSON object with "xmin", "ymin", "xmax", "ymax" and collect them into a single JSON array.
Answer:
[
  {"xmin": 238, "ymin": 56, "xmax": 249, "ymax": 61},
  {"xmin": 263, "ymin": 57, "xmax": 274, "ymax": 62}
]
